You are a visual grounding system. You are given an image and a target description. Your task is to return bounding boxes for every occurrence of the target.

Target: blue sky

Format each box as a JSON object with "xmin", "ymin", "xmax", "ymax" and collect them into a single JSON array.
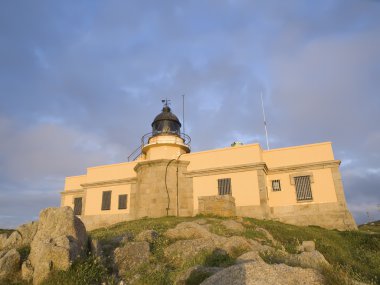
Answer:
[{"xmin": 1, "ymin": 0, "xmax": 379, "ymax": 228}]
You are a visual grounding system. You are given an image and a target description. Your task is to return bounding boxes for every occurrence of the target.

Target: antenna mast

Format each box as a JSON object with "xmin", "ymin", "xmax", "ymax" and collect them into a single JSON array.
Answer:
[
  {"xmin": 260, "ymin": 91, "xmax": 270, "ymax": 150},
  {"xmin": 182, "ymin": 94, "xmax": 185, "ymax": 133}
]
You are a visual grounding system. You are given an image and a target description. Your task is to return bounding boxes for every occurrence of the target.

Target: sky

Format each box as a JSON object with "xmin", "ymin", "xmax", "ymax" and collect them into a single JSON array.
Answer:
[{"xmin": 0, "ymin": 0, "xmax": 379, "ymax": 228}]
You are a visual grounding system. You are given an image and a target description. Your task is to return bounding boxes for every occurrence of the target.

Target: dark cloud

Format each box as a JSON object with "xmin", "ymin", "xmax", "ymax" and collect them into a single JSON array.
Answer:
[{"xmin": 0, "ymin": 0, "xmax": 379, "ymax": 228}]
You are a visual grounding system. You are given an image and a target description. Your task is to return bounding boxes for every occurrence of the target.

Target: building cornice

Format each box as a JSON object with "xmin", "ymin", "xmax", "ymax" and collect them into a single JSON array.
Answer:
[
  {"xmin": 184, "ymin": 160, "xmax": 341, "ymax": 178},
  {"xmin": 60, "ymin": 189, "xmax": 84, "ymax": 196},
  {"xmin": 80, "ymin": 177, "xmax": 137, "ymax": 188},
  {"xmin": 60, "ymin": 160, "xmax": 341, "ymax": 191},
  {"xmin": 268, "ymin": 160, "xmax": 341, "ymax": 174},
  {"xmin": 185, "ymin": 162, "xmax": 268, "ymax": 177}
]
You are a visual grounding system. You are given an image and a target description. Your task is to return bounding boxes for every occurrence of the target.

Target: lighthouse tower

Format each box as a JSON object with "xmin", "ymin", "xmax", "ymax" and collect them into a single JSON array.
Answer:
[
  {"xmin": 130, "ymin": 101, "xmax": 193, "ymax": 218},
  {"xmin": 142, "ymin": 101, "xmax": 190, "ymax": 160}
]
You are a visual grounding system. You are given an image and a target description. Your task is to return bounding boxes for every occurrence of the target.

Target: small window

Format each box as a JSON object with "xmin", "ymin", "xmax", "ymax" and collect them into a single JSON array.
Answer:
[
  {"xmin": 294, "ymin": 176, "xmax": 313, "ymax": 201},
  {"xmin": 118, "ymin": 194, "xmax": 128, "ymax": 210},
  {"xmin": 73, "ymin": 197, "xmax": 82, "ymax": 215},
  {"xmin": 101, "ymin": 191, "xmax": 112, "ymax": 210},
  {"xmin": 218, "ymin": 178, "xmax": 231, "ymax": 195},
  {"xmin": 272, "ymin": 180, "xmax": 281, "ymax": 192}
]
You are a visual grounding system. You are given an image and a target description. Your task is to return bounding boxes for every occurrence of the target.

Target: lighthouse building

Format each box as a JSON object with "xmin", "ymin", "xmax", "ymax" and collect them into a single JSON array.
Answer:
[{"xmin": 60, "ymin": 104, "xmax": 357, "ymax": 230}]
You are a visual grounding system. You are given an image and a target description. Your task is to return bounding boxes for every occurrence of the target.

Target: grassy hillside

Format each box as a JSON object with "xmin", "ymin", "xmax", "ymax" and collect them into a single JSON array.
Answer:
[
  {"xmin": 0, "ymin": 229, "xmax": 14, "ymax": 236},
  {"xmin": 252, "ymin": 218, "xmax": 380, "ymax": 283},
  {"xmin": 359, "ymin": 220, "xmax": 380, "ymax": 234},
  {"xmin": 38, "ymin": 216, "xmax": 380, "ymax": 285}
]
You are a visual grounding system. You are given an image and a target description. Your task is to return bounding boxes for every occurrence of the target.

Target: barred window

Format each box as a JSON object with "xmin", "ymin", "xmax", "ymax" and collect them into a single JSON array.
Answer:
[
  {"xmin": 101, "ymin": 191, "xmax": 112, "ymax": 210},
  {"xmin": 118, "ymin": 194, "xmax": 128, "ymax": 210},
  {"xmin": 294, "ymin": 176, "xmax": 313, "ymax": 201},
  {"xmin": 218, "ymin": 178, "xmax": 231, "ymax": 195},
  {"xmin": 272, "ymin": 180, "xmax": 281, "ymax": 192},
  {"xmin": 73, "ymin": 197, "xmax": 82, "ymax": 215}
]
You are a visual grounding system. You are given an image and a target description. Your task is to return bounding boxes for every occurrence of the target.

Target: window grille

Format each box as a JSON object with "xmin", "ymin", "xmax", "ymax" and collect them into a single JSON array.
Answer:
[
  {"xmin": 118, "ymin": 194, "xmax": 128, "ymax": 210},
  {"xmin": 272, "ymin": 180, "xmax": 281, "ymax": 191},
  {"xmin": 73, "ymin": 197, "xmax": 82, "ymax": 215},
  {"xmin": 218, "ymin": 178, "xmax": 231, "ymax": 195},
  {"xmin": 294, "ymin": 176, "xmax": 313, "ymax": 201},
  {"xmin": 101, "ymin": 191, "xmax": 112, "ymax": 210}
]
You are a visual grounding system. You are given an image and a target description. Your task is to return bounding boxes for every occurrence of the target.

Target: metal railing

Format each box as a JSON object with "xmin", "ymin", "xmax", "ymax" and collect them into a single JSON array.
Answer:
[
  {"xmin": 127, "ymin": 144, "xmax": 144, "ymax": 162},
  {"xmin": 127, "ymin": 132, "xmax": 191, "ymax": 162}
]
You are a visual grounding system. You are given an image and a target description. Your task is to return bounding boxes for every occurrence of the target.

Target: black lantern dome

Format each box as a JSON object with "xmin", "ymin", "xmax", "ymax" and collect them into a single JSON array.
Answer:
[{"xmin": 151, "ymin": 106, "xmax": 181, "ymax": 136}]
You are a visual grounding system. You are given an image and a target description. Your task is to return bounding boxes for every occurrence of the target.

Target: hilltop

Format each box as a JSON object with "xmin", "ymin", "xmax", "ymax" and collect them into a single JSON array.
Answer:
[
  {"xmin": 358, "ymin": 220, "xmax": 380, "ymax": 234},
  {"xmin": 0, "ymin": 213, "xmax": 379, "ymax": 285}
]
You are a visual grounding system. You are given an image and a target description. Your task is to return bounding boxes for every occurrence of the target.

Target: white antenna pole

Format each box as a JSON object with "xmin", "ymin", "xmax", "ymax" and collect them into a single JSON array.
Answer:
[
  {"xmin": 260, "ymin": 91, "xmax": 270, "ymax": 150},
  {"xmin": 182, "ymin": 94, "xmax": 185, "ymax": 133}
]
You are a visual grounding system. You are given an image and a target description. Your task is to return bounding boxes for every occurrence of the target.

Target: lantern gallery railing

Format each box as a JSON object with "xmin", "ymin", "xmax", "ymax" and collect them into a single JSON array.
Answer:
[{"xmin": 127, "ymin": 132, "xmax": 191, "ymax": 161}]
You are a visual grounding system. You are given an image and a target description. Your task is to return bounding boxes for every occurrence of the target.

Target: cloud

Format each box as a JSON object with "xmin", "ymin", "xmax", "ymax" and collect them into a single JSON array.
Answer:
[
  {"xmin": 0, "ymin": 0, "xmax": 379, "ymax": 227},
  {"xmin": 0, "ymin": 117, "xmax": 126, "ymax": 228}
]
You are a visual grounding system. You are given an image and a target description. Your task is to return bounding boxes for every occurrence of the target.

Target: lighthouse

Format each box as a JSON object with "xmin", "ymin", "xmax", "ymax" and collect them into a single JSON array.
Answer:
[
  {"xmin": 142, "ymin": 100, "xmax": 190, "ymax": 160},
  {"xmin": 130, "ymin": 101, "xmax": 194, "ymax": 218},
  {"xmin": 61, "ymin": 100, "xmax": 357, "ymax": 231}
]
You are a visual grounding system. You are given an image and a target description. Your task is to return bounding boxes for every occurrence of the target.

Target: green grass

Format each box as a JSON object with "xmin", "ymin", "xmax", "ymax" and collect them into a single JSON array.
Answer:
[
  {"xmin": 203, "ymin": 249, "xmax": 237, "ymax": 267},
  {"xmin": 36, "ymin": 216, "xmax": 380, "ymax": 285},
  {"xmin": 0, "ymin": 229, "xmax": 14, "ymax": 236},
  {"xmin": 245, "ymin": 217, "xmax": 380, "ymax": 284},
  {"xmin": 90, "ymin": 215, "xmax": 248, "ymax": 284},
  {"xmin": 319, "ymin": 263, "xmax": 361, "ymax": 285},
  {"xmin": 359, "ymin": 220, "xmax": 380, "ymax": 234},
  {"xmin": 18, "ymin": 245, "xmax": 30, "ymax": 262},
  {"xmin": 41, "ymin": 256, "xmax": 115, "ymax": 285},
  {"xmin": 90, "ymin": 216, "xmax": 205, "ymax": 284},
  {"xmin": 90, "ymin": 216, "xmax": 196, "ymax": 241},
  {"xmin": 259, "ymin": 250, "xmax": 290, "ymax": 265},
  {"xmin": 0, "ymin": 277, "xmax": 28, "ymax": 285},
  {"xmin": 185, "ymin": 270, "xmax": 214, "ymax": 285},
  {"xmin": 259, "ymin": 250, "xmax": 354, "ymax": 285}
]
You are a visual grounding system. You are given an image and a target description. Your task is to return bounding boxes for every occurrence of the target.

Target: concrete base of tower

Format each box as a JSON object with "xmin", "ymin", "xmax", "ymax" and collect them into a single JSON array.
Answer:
[{"xmin": 129, "ymin": 159, "xmax": 194, "ymax": 219}]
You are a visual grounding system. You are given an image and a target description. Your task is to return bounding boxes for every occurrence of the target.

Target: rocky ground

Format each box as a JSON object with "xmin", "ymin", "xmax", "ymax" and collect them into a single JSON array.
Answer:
[
  {"xmin": 0, "ymin": 207, "xmax": 88, "ymax": 285},
  {"xmin": 0, "ymin": 208, "xmax": 379, "ymax": 285}
]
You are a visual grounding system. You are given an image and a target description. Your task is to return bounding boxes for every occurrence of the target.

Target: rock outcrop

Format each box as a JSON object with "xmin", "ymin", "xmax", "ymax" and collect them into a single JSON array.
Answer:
[
  {"xmin": 164, "ymin": 221, "xmax": 260, "ymax": 266},
  {"xmin": 0, "ymin": 249, "xmax": 21, "ymax": 279},
  {"xmin": 288, "ymin": 250, "xmax": 329, "ymax": 270},
  {"xmin": 2, "ymin": 231, "xmax": 22, "ymax": 250},
  {"xmin": 0, "ymin": 215, "xmax": 355, "ymax": 285},
  {"xmin": 298, "ymin": 240, "xmax": 316, "ymax": 252},
  {"xmin": 114, "ymin": 241, "xmax": 150, "ymax": 276},
  {"xmin": 0, "ymin": 234, "xmax": 8, "ymax": 249},
  {"xmin": 165, "ymin": 238, "xmax": 216, "ymax": 266},
  {"xmin": 28, "ymin": 207, "xmax": 88, "ymax": 284},
  {"xmin": 200, "ymin": 261, "xmax": 324, "ymax": 285},
  {"xmin": 175, "ymin": 265, "xmax": 221, "ymax": 285},
  {"xmin": 164, "ymin": 222, "xmax": 213, "ymax": 239},
  {"xmin": 21, "ymin": 259, "xmax": 34, "ymax": 282},
  {"xmin": 0, "ymin": 221, "xmax": 38, "ymax": 250},
  {"xmin": 236, "ymin": 250, "xmax": 263, "ymax": 264},
  {"xmin": 221, "ymin": 220, "xmax": 245, "ymax": 233},
  {"xmin": 135, "ymin": 229, "xmax": 159, "ymax": 243},
  {"xmin": 161, "ymin": 219, "xmax": 335, "ymax": 285}
]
